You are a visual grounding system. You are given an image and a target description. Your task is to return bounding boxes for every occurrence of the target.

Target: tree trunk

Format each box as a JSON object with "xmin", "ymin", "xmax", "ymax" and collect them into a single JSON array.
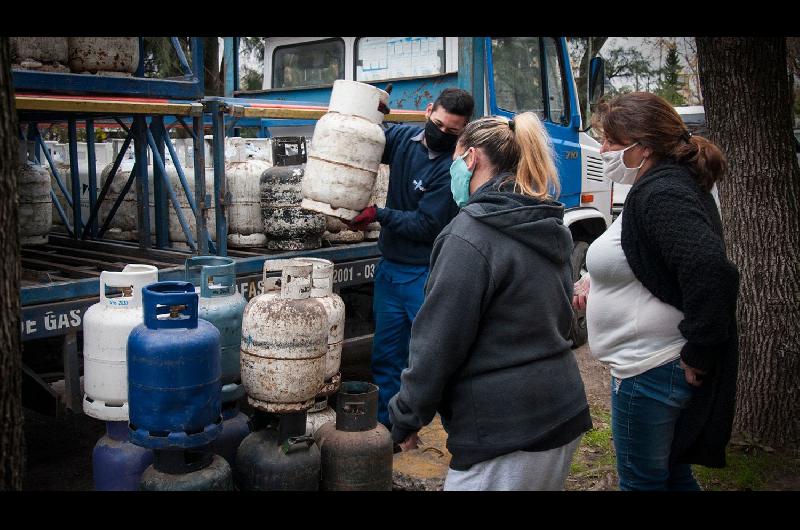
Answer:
[
  {"xmin": 204, "ymin": 37, "xmax": 221, "ymax": 96},
  {"xmin": 0, "ymin": 37, "xmax": 24, "ymax": 490},
  {"xmin": 697, "ymin": 37, "xmax": 800, "ymax": 448},
  {"xmin": 570, "ymin": 37, "xmax": 608, "ymax": 117}
]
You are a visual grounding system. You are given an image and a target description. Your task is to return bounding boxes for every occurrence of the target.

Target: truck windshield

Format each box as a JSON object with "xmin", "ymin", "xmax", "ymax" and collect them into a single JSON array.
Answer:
[{"xmin": 491, "ymin": 37, "xmax": 545, "ymax": 118}]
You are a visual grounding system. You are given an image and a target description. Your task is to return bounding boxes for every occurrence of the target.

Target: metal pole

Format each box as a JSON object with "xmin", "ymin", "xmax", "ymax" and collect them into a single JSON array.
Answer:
[
  {"xmin": 86, "ymin": 119, "xmax": 98, "ymax": 237},
  {"xmin": 33, "ymin": 127, "xmax": 73, "ymax": 208},
  {"xmin": 98, "ymin": 168, "xmax": 137, "ymax": 238},
  {"xmin": 133, "ymin": 116, "xmax": 151, "ymax": 249},
  {"xmin": 67, "ymin": 119, "xmax": 83, "ymax": 238},
  {"xmin": 210, "ymin": 101, "xmax": 227, "ymax": 256},
  {"xmin": 224, "ymin": 37, "xmax": 236, "ymax": 97},
  {"xmin": 193, "ymin": 115, "xmax": 209, "ymax": 255},
  {"xmin": 146, "ymin": 128, "xmax": 197, "ymax": 251},
  {"xmin": 150, "ymin": 117, "xmax": 169, "ymax": 247},
  {"xmin": 458, "ymin": 38, "xmax": 485, "ymax": 120},
  {"xmin": 82, "ymin": 131, "xmax": 134, "ymax": 239}
]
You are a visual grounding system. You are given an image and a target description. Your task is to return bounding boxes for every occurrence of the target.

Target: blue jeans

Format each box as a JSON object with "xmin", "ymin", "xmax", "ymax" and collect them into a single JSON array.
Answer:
[
  {"xmin": 371, "ymin": 258, "xmax": 429, "ymax": 428},
  {"xmin": 611, "ymin": 358, "xmax": 701, "ymax": 491}
]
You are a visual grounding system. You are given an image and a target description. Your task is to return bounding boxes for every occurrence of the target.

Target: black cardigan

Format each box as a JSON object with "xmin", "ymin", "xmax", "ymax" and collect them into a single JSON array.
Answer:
[{"xmin": 621, "ymin": 160, "xmax": 740, "ymax": 468}]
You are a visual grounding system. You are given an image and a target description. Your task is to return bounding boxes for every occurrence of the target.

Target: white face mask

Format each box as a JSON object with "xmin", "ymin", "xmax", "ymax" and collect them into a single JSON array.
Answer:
[{"xmin": 602, "ymin": 142, "xmax": 646, "ymax": 185}]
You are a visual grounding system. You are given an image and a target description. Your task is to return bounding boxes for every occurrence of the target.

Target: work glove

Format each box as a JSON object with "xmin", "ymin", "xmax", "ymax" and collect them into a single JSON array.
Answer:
[
  {"xmin": 378, "ymin": 83, "xmax": 393, "ymax": 115},
  {"xmin": 346, "ymin": 205, "xmax": 378, "ymax": 231}
]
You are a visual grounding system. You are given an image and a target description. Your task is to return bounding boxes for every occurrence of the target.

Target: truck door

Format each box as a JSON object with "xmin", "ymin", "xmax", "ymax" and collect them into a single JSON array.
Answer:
[{"xmin": 485, "ymin": 37, "xmax": 583, "ymax": 208}]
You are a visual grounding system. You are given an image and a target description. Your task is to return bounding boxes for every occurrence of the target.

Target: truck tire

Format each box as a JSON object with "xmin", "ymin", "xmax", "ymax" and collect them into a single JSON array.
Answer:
[{"xmin": 569, "ymin": 240, "xmax": 589, "ymax": 348}]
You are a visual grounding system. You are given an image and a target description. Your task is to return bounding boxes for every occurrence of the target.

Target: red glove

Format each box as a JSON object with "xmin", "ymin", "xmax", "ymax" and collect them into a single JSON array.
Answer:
[
  {"xmin": 346, "ymin": 205, "xmax": 378, "ymax": 231},
  {"xmin": 378, "ymin": 83, "xmax": 393, "ymax": 115}
]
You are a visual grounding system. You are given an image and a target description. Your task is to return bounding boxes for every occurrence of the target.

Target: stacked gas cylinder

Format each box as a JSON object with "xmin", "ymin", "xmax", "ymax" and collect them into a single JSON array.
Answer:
[
  {"xmin": 128, "ymin": 281, "xmax": 232, "ymax": 491},
  {"xmin": 185, "ymin": 257, "xmax": 250, "ymax": 468},
  {"xmin": 17, "ymin": 140, "xmax": 53, "ymax": 246},
  {"xmin": 82, "ymin": 264, "xmax": 158, "ymax": 490},
  {"xmin": 83, "ymin": 256, "xmax": 249, "ymax": 490},
  {"xmin": 11, "ymin": 37, "xmax": 138, "ymax": 76},
  {"xmin": 259, "ymin": 138, "xmax": 326, "ymax": 250},
  {"xmin": 237, "ymin": 257, "xmax": 392, "ymax": 490}
]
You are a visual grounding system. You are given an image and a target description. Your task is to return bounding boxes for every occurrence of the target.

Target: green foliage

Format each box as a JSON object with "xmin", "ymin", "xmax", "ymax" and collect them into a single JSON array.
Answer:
[
  {"xmin": 142, "ymin": 37, "xmax": 192, "ymax": 79},
  {"xmin": 601, "ymin": 46, "xmax": 656, "ymax": 94},
  {"xmin": 240, "ymin": 65, "xmax": 263, "ymax": 91},
  {"xmin": 655, "ymin": 43, "xmax": 687, "ymax": 105}
]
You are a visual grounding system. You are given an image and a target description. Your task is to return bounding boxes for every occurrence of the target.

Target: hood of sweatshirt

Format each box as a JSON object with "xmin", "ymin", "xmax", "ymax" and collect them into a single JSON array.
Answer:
[{"xmin": 461, "ymin": 174, "xmax": 572, "ymax": 266}]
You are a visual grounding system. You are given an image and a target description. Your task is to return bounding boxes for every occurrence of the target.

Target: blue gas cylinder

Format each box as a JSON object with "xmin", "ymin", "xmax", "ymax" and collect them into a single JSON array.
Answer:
[
  {"xmin": 185, "ymin": 256, "xmax": 246, "ymax": 404},
  {"xmin": 92, "ymin": 421, "xmax": 154, "ymax": 491},
  {"xmin": 210, "ymin": 401, "xmax": 251, "ymax": 468},
  {"xmin": 128, "ymin": 281, "xmax": 222, "ymax": 450}
]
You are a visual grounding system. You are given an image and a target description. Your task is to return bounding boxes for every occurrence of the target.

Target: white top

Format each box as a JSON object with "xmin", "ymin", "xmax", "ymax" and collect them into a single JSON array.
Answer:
[{"xmin": 585, "ymin": 213, "xmax": 686, "ymax": 379}]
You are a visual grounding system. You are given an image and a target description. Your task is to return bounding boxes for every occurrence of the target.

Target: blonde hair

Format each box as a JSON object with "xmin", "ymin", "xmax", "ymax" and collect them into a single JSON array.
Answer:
[{"xmin": 458, "ymin": 112, "xmax": 560, "ymax": 200}]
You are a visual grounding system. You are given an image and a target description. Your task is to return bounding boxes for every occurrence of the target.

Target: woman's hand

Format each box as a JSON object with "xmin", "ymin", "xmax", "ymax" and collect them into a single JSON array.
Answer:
[
  {"xmin": 399, "ymin": 432, "xmax": 421, "ymax": 451},
  {"xmin": 572, "ymin": 274, "xmax": 590, "ymax": 311},
  {"xmin": 680, "ymin": 360, "xmax": 707, "ymax": 387}
]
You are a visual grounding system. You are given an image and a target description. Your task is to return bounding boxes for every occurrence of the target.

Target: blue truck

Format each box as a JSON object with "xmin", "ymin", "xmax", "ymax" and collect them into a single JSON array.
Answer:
[{"xmin": 225, "ymin": 36, "xmax": 610, "ymax": 345}]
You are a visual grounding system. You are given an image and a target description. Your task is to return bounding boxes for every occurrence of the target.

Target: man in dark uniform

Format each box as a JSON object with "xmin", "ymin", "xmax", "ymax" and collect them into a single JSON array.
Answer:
[{"xmin": 348, "ymin": 88, "xmax": 475, "ymax": 429}]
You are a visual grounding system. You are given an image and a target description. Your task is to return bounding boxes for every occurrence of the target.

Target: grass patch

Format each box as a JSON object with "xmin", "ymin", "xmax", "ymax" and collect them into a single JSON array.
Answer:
[
  {"xmin": 568, "ymin": 405, "xmax": 617, "ymax": 484},
  {"xmin": 568, "ymin": 405, "xmax": 799, "ymax": 491},
  {"xmin": 693, "ymin": 443, "xmax": 800, "ymax": 491}
]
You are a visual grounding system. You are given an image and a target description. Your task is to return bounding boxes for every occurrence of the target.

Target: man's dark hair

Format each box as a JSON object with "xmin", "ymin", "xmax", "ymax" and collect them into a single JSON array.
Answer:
[{"xmin": 432, "ymin": 88, "xmax": 475, "ymax": 118}]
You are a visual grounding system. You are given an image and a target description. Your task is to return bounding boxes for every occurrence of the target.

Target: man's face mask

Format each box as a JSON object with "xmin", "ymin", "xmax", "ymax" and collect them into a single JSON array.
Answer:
[
  {"xmin": 450, "ymin": 148, "xmax": 473, "ymax": 207},
  {"xmin": 425, "ymin": 119, "xmax": 459, "ymax": 152}
]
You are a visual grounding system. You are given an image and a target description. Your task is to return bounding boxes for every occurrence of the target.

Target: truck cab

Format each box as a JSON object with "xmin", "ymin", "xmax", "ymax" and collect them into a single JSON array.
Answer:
[{"xmin": 229, "ymin": 36, "xmax": 610, "ymax": 345}]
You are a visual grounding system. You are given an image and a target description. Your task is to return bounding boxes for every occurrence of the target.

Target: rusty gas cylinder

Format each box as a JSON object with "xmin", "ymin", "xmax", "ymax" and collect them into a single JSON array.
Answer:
[
  {"xmin": 296, "ymin": 257, "xmax": 345, "ymax": 397},
  {"xmin": 240, "ymin": 261, "xmax": 328, "ymax": 412},
  {"xmin": 68, "ymin": 37, "xmax": 139, "ymax": 75},
  {"xmin": 315, "ymin": 381, "xmax": 393, "ymax": 491}
]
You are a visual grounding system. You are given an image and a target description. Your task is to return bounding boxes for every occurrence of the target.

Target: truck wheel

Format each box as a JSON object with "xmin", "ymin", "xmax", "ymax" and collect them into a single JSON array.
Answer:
[{"xmin": 569, "ymin": 241, "xmax": 589, "ymax": 348}]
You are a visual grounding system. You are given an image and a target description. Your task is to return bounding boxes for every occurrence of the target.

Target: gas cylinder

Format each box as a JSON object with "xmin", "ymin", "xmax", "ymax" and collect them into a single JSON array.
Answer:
[
  {"xmin": 83, "ymin": 264, "xmax": 159, "ymax": 421},
  {"xmin": 167, "ymin": 136, "xmax": 216, "ymax": 247},
  {"xmin": 140, "ymin": 447, "xmax": 233, "ymax": 491},
  {"xmin": 226, "ymin": 137, "xmax": 272, "ymax": 248},
  {"xmin": 306, "ymin": 397, "xmax": 336, "ymax": 437},
  {"xmin": 301, "ymin": 80, "xmax": 389, "ymax": 221},
  {"xmin": 49, "ymin": 143, "xmax": 73, "ymax": 228},
  {"xmin": 17, "ymin": 141, "xmax": 53, "ymax": 246},
  {"xmin": 365, "ymin": 163, "xmax": 390, "ymax": 240},
  {"xmin": 240, "ymin": 261, "xmax": 328, "ymax": 413},
  {"xmin": 100, "ymin": 142, "xmax": 149, "ymax": 241},
  {"xmin": 68, "ymin": 37, "xmax": 139, "ymax": 75},
  {"xmin": 210, "ymin": 401, "xmax": 251, "ymax": 468},
  {"xmin": 316, "ymin": 382, "xmax": 393, "ymax": 491},
  {"xmin": 92, "ymin": 420, "xmax": 154, "ymax": 491},
  {"xmin": 297, "ymin": 257, "xmax": 345, "ymax": 397},
  {"xmin": 322, "ymin": 215, "xmax": 365, "ymax": 244},
  {"xmin": 128, "ymin": 281, "xmax": 222, "ymax": 450},
  {"xmin": 260, "ymin": 164, "xmax": 326, "ymax": 250},
  {"xmin": 10, "ymin": 37, "xmax": 69, "ymax": 71},
  {"xmin": 185, "ymin": 256, "xmax": 246, "ymax": 392},
  {"xmin": 235, "ymin": 411, "xmax": 320, "ymax": 491}
]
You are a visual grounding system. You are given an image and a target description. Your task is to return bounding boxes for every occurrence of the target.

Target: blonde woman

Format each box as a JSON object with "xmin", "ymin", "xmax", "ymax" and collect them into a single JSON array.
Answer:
[{"xmin": 387, "ymin": 113, "xmax": 591, "ymax": 491}]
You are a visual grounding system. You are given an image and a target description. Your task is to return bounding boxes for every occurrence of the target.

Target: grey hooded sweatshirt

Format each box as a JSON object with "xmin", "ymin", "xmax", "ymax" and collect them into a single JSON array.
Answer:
[{"xmin": 388, "ymin": 175, "xmax": 592, "ymax": 470}]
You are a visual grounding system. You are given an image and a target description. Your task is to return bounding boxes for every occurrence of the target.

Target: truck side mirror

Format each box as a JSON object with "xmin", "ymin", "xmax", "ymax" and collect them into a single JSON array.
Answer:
[{"xmin": 589, "ymin": 57, "xmax": 606, "ymax": 105}]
